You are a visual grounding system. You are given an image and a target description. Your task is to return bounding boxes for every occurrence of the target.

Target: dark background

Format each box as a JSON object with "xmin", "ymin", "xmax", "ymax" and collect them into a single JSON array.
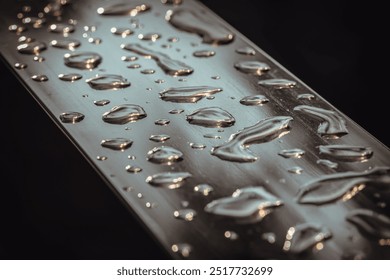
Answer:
[{"xmin": 0, "ymin": 0, "xmax": 387, "ymax": 259}]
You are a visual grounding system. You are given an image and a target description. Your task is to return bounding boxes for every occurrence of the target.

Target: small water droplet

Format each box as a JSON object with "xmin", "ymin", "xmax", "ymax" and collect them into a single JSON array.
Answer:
[
  {"xmin": 155, "ymin": 79, "xmax": 165, "ymax": 84},
  {"xmin": 211, "ymin": 75, "xmax": 220, "ymax": 80},
  {"xmin": 64, "ymin": 52, "xmax": 102, "ymax": 70},
  {"xmin": 174, "ymin": 209, "xmax": 197, "ymax": 221},
  {"xmin": 83, "ymin": 25, "xmax": 97, "ymax": 32},
  {"xmin": 123, "ymin": 186, "xmax": 134, "ymax": 192},
  {"xmin": 97, "ymin": 156, "xmax": 107, "ymax": 161},
  {"xmin": 171, "ymin": 243, "xmax": 192, "ymax": 257},
  {"xmin": 137, "ymin": 193, "xmax": 143, "ymax": 198},
  {"xmin": 146, "ymin": 172, "xmax": 192, "ymax": 189},
  {"xmin": 288, "ymin": 166, "xmax": 303, "ymax": 174},
  {"xmin": 190, "ymin": 143, "xmax": 206, "ymax": 150},
  {"xmin": 240, "ymin": 95, "xmax": 269, "ymax": 106},
  {"xmin": 17, "ymin": 41, "xmax": 47, "ymax": 55},
  {"xmin": 58, "ymin": 73, "xmax": 82, "ymax": 82},
  {"xmin": 186, "ymin": 107, "xmax": 235, "ymax": 128},
  {"xmin": 316, "ymin": 159, "xmax": 338, "ymax": 169},
  {"xmin": 155, "ymin": 118, "xmax": 170, "ymax": 125},
  {"xmin": 97, "ymin": 3, "xmax": 151, "ymax": 16},
  {"xmin": 94, "ymin": 99, "xmax": 110, "ymax": 106},
  {"xmin": 297, "ymin": 93, "xmax": 315, "ymax": 100},
  {"xmin": 128, "ymin": 155, "xmax": 136, "ymax": 160},
  {"xmin": 33, "ymin": 56, "xmax": 45, "ymax": 62},
  {"xmin": 88, "ymin": 37, "xmax": 102, "ymax": 44},
  {"xmin": 236, "ymin": 46, "xmax": 256, "ymax": 55},
  {"xmin": 14, "ymin": 63, "xmax": 28, "ymax": 70},
  {"xmin": 261, "ymin": 232, "xmax": 276, "ymax": 244},
  {"xmin": 224, "ymin": 231, "xmax": 239, "ymax": 240},
  {"xmin": 160, "ymin": 86, "xmax": 222, "ymax": 103},
  {"xmin": 278, "ymin": 149, "xmax": 305, "ymax": 159},
  {"xmin": 111, "ymin": 27, "xmax": 134, "ymax": 37},
  {"xmin": 31, "ymin": 74, "xmax": 48, "ymax": 82},
  {"xmin": 127, "ymin": 64, "xmax": 141, "ymax": 69},
  {"xmin": 149, "ymin": 134, "xmax": 170, "ymax": 142},
  {"xmin": 147, "ymin": 146, "xmax": 183, "ymax": 165},
  {"xmin": 101, "ymin": 138, "xmax": 133, "ymax": 150},
  {"xmin": 18, "ymin": 36, "xmax": 34, "ymax": 43},
  {"xmin": 138, "ymin": 33, "xmax": 161, "ymax": 42},
  {"xmin": 318, "ymin": 145, "xmax": 373, "ymax": 162},
  {"xmin": 169, "ymin": 109, "xmax": 184, "ymax": 114},
  {"xmin": 193, "ymin": 50, "xmax": 216, "ymax": 58},
  {"xmin": 49, "ymin": 23, "xmax": 75, "ymax": 34},
  {"xmin": 168, "ymin": 37, "xmax": 179, "ymax": 42},
  {"xmin": 51, "ymin": 39, "xmax": 80, "ymax": 50},
  {"xmin": 194, "ymin": 183, "xmax": 213, "ymax": 195},
  {"xmin": 235, "ymin": 61, "xmax": 270, "ymax": 75},
  {"xmin": 162, "ymin": 0, "xmax": 183, "ymax": 4},
  {"xmin": 22, "ymin": 17, "xmax": 46, "ymax": 29},
  {"xmin": 258, "ymin": 79, "xmax": 296, "ymax": 89},
  {"xmin": 140, "ymin": 69, "xmax": 155, "ymax": 74},
  {"xmin": 102, "ymin": 104, "xmax": 147, "ymax": 125},
  {"xmin": 59, "ymin": 112, "xmax": 85, "ymax": 123},
  {"xmin": 181, "ymin": 201, "xmax": 190, "ymax": 207},
  {"xmin": 126, "ymin": 165, "xmax": 142, "ymax": 173},
  {"xmin": 121, "ymin": 56, "xmax": 138, "ymax": 62},
  {"xmin": 86, "ymin": 74, "xmax": 130, "ymax": 90},
  {"xmin": 203, "ymin": 134, "xmax": 221, "ymax": 139}
]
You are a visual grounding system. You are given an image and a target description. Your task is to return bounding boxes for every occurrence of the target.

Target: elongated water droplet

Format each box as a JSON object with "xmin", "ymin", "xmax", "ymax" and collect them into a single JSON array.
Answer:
[
  {"xmin": 169, "ymin": 109, "xmax": 184, "ymax": 114},
  {"xmin": 49, "ymin": 23, "xmax": 75, "ymax": 34},
  {"xmin": 294, "ymin": 105, "xmax": 348, "ymax": 138},
  {"xmin": 283, "ymin": 223, "xmax": 332, "ymax": 254},
  {"xmin": 9, "ymin": 24, "xmax": 27, "ymax": 34},
  {"xmin": 171, "ymin": 243, "xmax": 192, "ymax": 258},
  {"xmin": 18, "ymin": 36, "xmax": 34, "ymax": 43},
  {"xmin": 59, "ymin": 112, "xmax": 85, "ymax": 123},
  {"xmin": 96, "ymin": 156, "xmax": 107, "ymax": 161},
  {"xmin": 94, "ymin": 99, "xmax": 110, "ymax": 106},
  {"xmin": 121, "ymin": 56, "xmax": 138, "ymax": 62},
  {"xmin": 240, "ymin": 95, "xmax": 269, "ymax": 106},
  {"xmin": 193, "ymin": 50, "xmax": 215, "ymax": 58},
  {"xmin": 111, "ymin": 27, "xmax": 134, "ymax": 37},
  {"xmin": 147, "ymin": 146, "xmax": 183, "ymax": 165},
  {"xmin": 224, "ymin": 231, "xmax": 239, "ymax": 240},
  {"xmin": 127, "ymin": 63, "xmax": 141, "ymax": 69},
  {"xmin": 101, "ymin": 138, "xmax": 133, "ymax": 150},
  {"xmin": 297, "ymin": 93, "xmax": 315, "ymax": 100},
  {"xmin": 149, "ymin": 134, "xmax": 170, "ymax": 142},
  {"xmin": 14, "ymin": 63, "xmax": 28, "ymax": 69},
  {"xmin": 297, "ymin": 166, "xmax": 390, "ymax": 205},
  {"xmin": 236, "ymin": 46, "xmax": 256, "ymax": 55},
  {"xmin": 122, "ymin": 43, "xmax": 193, "ymax": 76},
  {"xmin": 190, "ymin": 143, "xmax": 206, "ymax": 150},
  {"xmin": 33, "ymin": 56, "xmax": 45, "ymax": 62},
  {"xmin": 235, "ymin": 61, "xmax": 270, "ymax": 75},
  {"xmin": 316, "ymin": 159, "xmax": 338, "ymax": 169},
  {"xmin": 64, "ymin": 52, "xmax": 102, "ymax": 70},
  {"xmin": 204, "ymin": 134, "xmax": 221, "ymax": 139},
  {"xmin": 162, "ymin": 0, "xmax": 183, "ymax": 4},
  {"xmin": 22, "ymin": 17, "xmax": 46, "ymax": 28},
  {"xmin": 31, "ymin": 74, "xmax": 48, "ymax": 82},
  {"xmin": 17, "ymin": 41, "xmax": 47, "ymax": 55},
  {"xmin": 211, "ymin": 75, "xmax": 220, "ymax": 80},
  {"xmin": 155, "ymin": 119, "xmax": 170, "ymax": 126},
  {"xmin": 346, "ymin": 209, "xmax": 390, "ymax": 240},
  {"xmin": 58, "ymin": 73, "xmax": 82, "ymax": 82},
  {"xmin": 194, "ymin": 184, "xmax": 213, "ymax": 196},
  {"xmin": 205, "ymin": 187, "xmax": 283, "ymax": 224},
  {"xmin": 168, "ymin": 37, "xmax": 179, "ymax": 43},
  {"xmin": 88, "ymin": 37, "xmax": 102, "ymax": 45},
  {"xmin": 51, "ymin": 39, "xmax": 80, "ymax": 50},
  {"xmin": 174, "ymin": 209, "xmax": 197, "ymax": 221},
  {"xmin": 278, "ymin": 148, "xmax": 305, "ymax": 159},
  {"xmin": 319, "ymin": 145, "xmax": 373, "ymax": 162},
  {"xmin": 211, "ymin": 116, "xmax": 293, "ymax": 162},
  {"xmin": 126, "ymin": 165, "xmax": 142, "ymax": 173},
  {"xmin": 86, "ymin": 74, "xmax": 130, "ymax": 90},
  {"xmin": 155, "ymin": 79, "xmax": 165, "ymax": 84},
  {"xmin": 146, "ymin": 172, "xmax": 192, "ymax": 189},
  {"xmin": 258, "ymin": 79, "xmax": 296, "ymax": 89},
  {"xmin": 102, "ymin": 104, "xmax": 147, "ymax": 124},
  {"xmin": 160, "ymin": 86, "xmax": 222, "ymax": 103},
  {"xmin": 186, "ymin": 107, "xmax": 235, "ymax": 128},
  {"xmin": 262, "ymin": 232, "xmax": 276, "ymax": 244},
  {"xmin": 288, "ymin": 166, "xmax": 303, "ymax": 174},
  {"xmin": 167, "ymin": 9, "xmax": 234, "ymax": 44},
  {"xmin": 97, "ymin": 3, "xmax": 150, "ymax": 16},
  {"xmin": 141, "ymin": 69, "xmax": 155, "ymax": 74},
  {"xmin": 138, "ymin": 33, "xmax": 161, "ymax": 41}
]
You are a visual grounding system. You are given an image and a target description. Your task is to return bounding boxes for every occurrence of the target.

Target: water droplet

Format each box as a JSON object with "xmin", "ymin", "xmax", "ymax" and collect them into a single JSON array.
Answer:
[
  {"xmin": 193, "ymin": 50, "xmax": 215, "ymax": 58},
  {"xmin": 294, "ymin": 105, "xmax": 348, "ymax": 138},
  {"xmin": 31, "ymin": 74, "xmax": 48, "ymax": 82},
  {"xmin": 149, "ymin": 134, "xmax": 170, "ymax": 142},
  {"xmin": 258, "ymin": 79, "xmax": 296, "ymax": 89},
  {"xmin": 155, "ymin": 119, "xmax": 170, "ymax": 126},
  {"xmin": 18, "ymin": 36, "xmax": 34, "ymax": 43},
  {"xmin": 97, "ymin": 156, "xmax": 107, "ymax": 161},
  {"xmin": 94, "ymin": 99, "xmax": 110, "ymax": 106},
  {"xmin": 261, "ymin": 232, "xmax": 276, "ymax": 244},
  {"xmin": 174, "ymin": 209, "xmax": 197, "ymax": 221},
  {"xmin": 128, "ymin": 155, "xmax": 136, "ymax": 160},
  {"xmin": 33, "ymin": 56, "xmax": 45, "ymax": 62},
  {"xmin": 160, "ymin": 86, "xmax": 222, "ymax": 103},
  {"xmin": 64, "ymin": 52, "xmax": 102, "ymax": 70},
  {"xmin": 121, "ymin": 56, "xmax": 138, "ymax": 62},
  {"xmin": 318, "ymin": 145, "xmax": 373, "ymax": 162},
  {"xmin": 203, "ymin": 134, "xmax": 221, "ymax": 139},
  {"xmin": 194, "ymin": 184, "xmax": 213, "ymax": 195},
  {"xmin": 297, "ymin": 166, "xmax": 390, "ymax": 205},
  {"xmin": 86, "ymin": 74, "xmax": 130, "ymax": 90},
  {"xmin": 83, "ymin": 25, "xmax": 97, "ymax": 32},
  {"xmin": 167, "ymin": 9, "xmax": 234, "ymax": 44},
  {"xmin": 138, "ymin": 33, "xmax": 161, "ymax": 41},
  {"xmin": 224, "ymin": 231, "xmax": 239, "ymax": 240},
  {"xmin": 162, "ymin": 0, "xmax": 183, "ymax": 4},
  {"xmin": 51, "ymin": 39, "xmax": 80, "ymax": 50},
  {"xmin": 140, "ymin": 69, "xmax": 155, "ymax": 74},
  {"xmin": 88, "ymin": 37, "xmax": 102, "ymax": 44},
  {"xmin": 17, "ymin": 41, "xmax": 47, "ymax": 55},
  {"xmin": 58, "ymin": 73, "xmax": 82, "ymax": 82},
  {"xmin": 297, "ymin": 93, "xmax": 315, "ymax": 100},
  {"xmin": 122, "ymin": 43, "xmax": 193, "ymax": 76},
  {"xmin": 171, "ymin": 243, "xmax": 192, "ymax": 257},
  {"xmin": 102, "ymin": 104, "xmax": 147, "ymax": 124},
  {"xmin": 126, "ymin": 165, "xmax": 142, "ymax": 173},
  {"xmin": 147, "ymin": 146, "xmax": 183, "ymax": 165},
  {"xmin": 204, "ymin": 187, "xmax": 283, "ymax": 224},
  {"xmin": 137, "ymin": 193, "xmax": 143, "ymax": 198},
  {"xmin": 288, "ymin": 166, "xmax": 303, "ymax": 174},
  {"xmin": 22, "ymin": 17, "xmax": 46, "ymax": 29},
  {"xmin": 111, "ymin": 27, "xmax": 134, "ymax": 37},
  {"xmin": 278, "ymin": 149, "xmax": 305, "ymax": 159},
  {"xmin": 146, "ymin": 172, "xmax": 192, "ymax": 189},
  {"xmin": 211, "ymin": 75, "xmax": 220, "ymax": 80},
  {"xmin": 101, "ymin": 138, "xmax": 133, "ymax": 150},
  {"xmin": 14, "ymin": 63, "xmax": 28, "ymax": 69},
  {"xmin": 169, "ymin": 109, "xmax": 184, "ymax": 114},
  {"xmin": 97, "ymin": 3, "xmax": 150, "ymax": 16},
  {"xmin": 59, "ymin": 112, "xmax": 85, "ymax": 123},
  {"xmin": 168, "ymin": 37, "xmax": 179, "ymax": 42},
  {"xmin": 9, "ymin": 24, "xmax": 27, "ymax": 34},
  {"xmin": 190, "ymin": 143, "xmax": 206, "ymax": 150},
  {"xmin": 240, "ymin": 95, "xmax": 269, "ymax": 106},
  {"xmin": 49, "ymin": 23, "xmax": 75, "ymax": 34},
  {"xmin": 283, "ymin": 223, "xmax": 332, "ymax": 254},
  {"xmin": 235, "ymin": 61, "xmax": 270, "ymax": 75},
  {"xmin": 186, "ymin": 107, "xmax": 235, "ymax": 128},
  {"xmin": 316, "ymin": 159, "xmax": 338, "ymax": 169},
  {"xmin": 236, "ymin": 46, "xmax": 256, "ymax": 55},
  {"xmin": 211, "ymin": 116, "xmax": 293, "ymax": 162},
  {"xmin": 127, "ymin": 64, "xmax": 141, "ymax": 69},
  {"xmin": 155, "ymin": 79, "xmax": 165, "ymax": 84}
]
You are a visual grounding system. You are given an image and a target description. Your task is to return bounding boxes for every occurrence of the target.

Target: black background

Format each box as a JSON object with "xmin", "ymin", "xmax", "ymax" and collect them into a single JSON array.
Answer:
[{"xmin": 0, "ymin": 0, "xmax": 387, "ymax": 259}]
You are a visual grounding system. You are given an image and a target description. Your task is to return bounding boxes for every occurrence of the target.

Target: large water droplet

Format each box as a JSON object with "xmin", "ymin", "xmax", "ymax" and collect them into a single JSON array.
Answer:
[
  {"xmin": 193, "ymin": 50, "xmax": 215, "ymax": 58},
  {"xmin": 147, "ymin": 146, "xmax": 183, "ymax": 165},
  {"xmin": 97, "ymin": 3, "xmax": 150, "ymax": 16},
  {"xmin": 171, "ymin": 243, "xmax": 192, "ymax": 258},
  {"xmin": 186, "ymin": 107, "xmax": 235, "ymax": 128},
  {"xmin": 294, "ymin": 105, "xmax": 348, "ymax": 138},
  {"xmin": 174, "ymin": 209, "xmax": 197, "ymax": 221},
  {"xmin": 122, "ymin": 43, "xmax": 193, "ymax": 76},
  {"xmin": 138, "ymin": 33, "xmax": 161, "ymax": 41},
  {"xmin": 235, "ymin": 46, "xmax": 256, "ymax": 55},
  {"xmin": 240, "ymin": 95, "xmax": 269, "ymax": 106},
  {"xmin": 283, "ymin": 223, "xmax": 332, "ymax": 254},
  {"xmin": 64, "ymin": 52, "xmax": 102, "ymax": 70},
  {"xmin": 234, "ymin": 61, "xmax": 270, "ymax": 75},
  {"xmin": 17, "ymin": 41, "xmax": 47, "ymax": 55},
  {"xmin": 167, "ymin": 9, "xmax": 234, "ymax": 44},
  {"xmin": 86, "ymin": 74, "xmax": 130, "ymax": 90},
  {"xmin": 59, "ymin": 112, "xmax": 85, "ymax": 123},
  {"xmin": 149, "ymin": 134, "xmax": 170, "ymax": 142},
  {"xmin": 111, "ymin": 27, "xmax": 134, "ymax": 37},
  {"xmin": 211, "ymin": 116, "xmax": 293, "ymax": 162},
  {"xmin": 297, "ymin": 166, "xmax": 390, "ymax": 205},
  {"xmin": 194, "ymin": 184, "xmax": 213, "ymax": 196},
  {"xmin": 101, "ymin": 138, "xmax": 133, "ymax": 150},
  {"xmin": 316, "ymin": 159, "xmax": 338, "ymax": 169},
  {"xmin": 318, "ymin": 145, "xmax": 373, "ymax": 162},
  {"xmin": 48, "ymin": 23, "xmax": 75, "ymax": 34},
  {"xmin": 102, "ymin": 104, "xmax": 147, "ymax": 124},
  {"xmin": 58, "ymin": 73, "xmax": 82, "ymax": 82},
  {"xmin": 278, "ymin": 148, "xmax": 305, "ymax": 159},
  {"xmin": 346, "ymin": 209, "xmax": 390, "ymax": 240},
  {"xmin": 14, "ymin": 63, "xmax": 28, "ymax": 70},
  {"xmin": 31, "ymin": 74, "xmax": 48, "ymax": 82},
  {"xmin": 160, "ymin": 86, "xmax": 222, "ymax": 103},
  {"xmin": 258, "ymin": 79, "xmax": 296, "ymax": 89},
  {"xmin": 51, "ymin": 39, "xmax": 80, "ymax": 50},
  {"xmin": 146, "ymin": 172, "xmax": 192, "ymax": 189},
  {"xmin": 204, "ymin": 187, "xmax": 283, "ymax": 224}
]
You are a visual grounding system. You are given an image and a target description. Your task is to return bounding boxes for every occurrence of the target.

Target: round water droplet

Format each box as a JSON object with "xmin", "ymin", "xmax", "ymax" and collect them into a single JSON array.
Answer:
[
  {"xmin": 146, "ymin": 172, "xmax": 192, "ymax": 189},
  {"xmin": 127, "ymin": 63, "xmax": 141, "ymax": 69},
  {"xmin": 224, "ymin": 231, "xmax": 239, "ymax": 240},
  {"xmin": 59, "ymin": 112, "xmax": 85, "ymax": 123},
  {"xmin": 94, "ymin": 99, "xmax": 110, "ymax": 106},
  {"xmin": 149, "ymin": 134, "xmax": 170, "ymax": 142},
  {"xmin": 240, "ymin": 95, "xmax": 269, "ymax": 106},
  {"xmin": 49, "ymin": 23, "xmax": 75, "ymax": 34},
  {"xmin": 297, "ymin": 93, "xmax": 315, "ymax": 100},
  {"xmin": 147, "ymin": 146, "xmax": 183, "ymax": 165},
  {"xmin": 33, "ymin": 56, "xmax": 45, "ymax": 62},
  {"xmin": 278, "ymin": 149, "xmax": 305, "ymax": 159},
  {"xmin": 126, "ymin": 165, "xmax": 142, "ymax": 173},
  {"xmin": 121, "ymin": 56, "xmax": 138, "ymax": 62},
  {"xmin": 101, "ymin": 138, "xmax": 133, "ymax": 150},
  {"xmin": 235, "ymin": 61, "xmax": 270, "ymax": 75},
  {"xmin": 31, "ymin": 74, "xmax": 48, "ymax": 82},
  {"xmin": 86, "ymin": 75, "xmax": 130, "ymax": 90},
  {"xmin": 88, "ymin": 37, "xmax": 102, "ymax": 44},
  {"xmin": 14, "ymin": 63, "xmax": 28, "ymax": 69},
  {"xmin": 155, "ymin": 119, "xmax": 170, "ymax": 126},
  {"xmin": 236, "ymin": 46, "xmax": 256, "ymax": 55},
  {"xmin": 171, "ymin": 243, "xmax": 192, "ymax": 258},
  {"xmin": 288, "ymin": 166, "xmax": 303, "ymax": 174},
  {"xmin": 190, "ymin": 143, "xmax": 206, "ymax": 150},
  {"xmin": 64, "ymin": 52, "xmax": 102, "ymax": 70},
  {"xmin": 138, "ymin": 33, "xmax": 161, "ymax": 41},
  {"xmin": 111, "ymin": 27, "xmax": 134, "ymax": 37},
  {"xmin": 174, "ymin": 209, "xmax": 197, "ymax": 221},
  {"xmin": 97, "ymin": 156, "xmax": 107, "ymax": 161},
  {"xmin": 140, "ymin": 69, "xmax": 155, "ymax": 74},
  {"xmin": 17, "ymin": 41, "xmax": 47, "ymax": 55},
  {"xmin": 194, "ymin": 184, "xmax": 213, "ymax": 196},
  {"xmin": 186, "ymin": 107, "xmax": 235, "ymax": 128},
  {"xmin": 51, "ymin": 39, "xmax": 80, "ymax": 50},
  {"xmin": 58, "ymin": 73, "xmax": 82, "ymax": 82},
  {"xmin": 193, "ymin": 50, "xmax": 215, "ymax": 58},
  {"xmin": 102, "ymin": 104, "xmax": 147, "ymax": 125}
]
